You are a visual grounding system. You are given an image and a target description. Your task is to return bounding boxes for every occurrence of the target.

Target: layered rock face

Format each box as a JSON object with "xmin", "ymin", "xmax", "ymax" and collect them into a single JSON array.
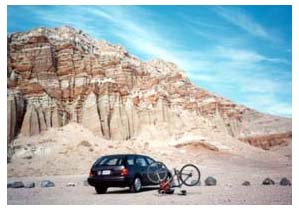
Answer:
[{"xmin": 7, "ymin": 26, "xmax": 291, "ymax": 148}]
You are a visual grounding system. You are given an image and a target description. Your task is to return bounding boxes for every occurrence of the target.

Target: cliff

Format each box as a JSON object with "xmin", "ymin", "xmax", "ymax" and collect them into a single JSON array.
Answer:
[{"xmin": 7, "ymin": 26, "xmax": 291, "ymax": 150}]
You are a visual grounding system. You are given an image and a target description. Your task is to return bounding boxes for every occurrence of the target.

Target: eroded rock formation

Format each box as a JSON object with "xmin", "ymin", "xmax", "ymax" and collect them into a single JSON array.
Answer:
[{"xmin": 7, "ymin": 26, "xmax": 292, "ymax": 149}]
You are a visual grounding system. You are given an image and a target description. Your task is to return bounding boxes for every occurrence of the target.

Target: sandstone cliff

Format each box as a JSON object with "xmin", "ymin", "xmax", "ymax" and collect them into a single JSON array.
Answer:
[{"xmin": 7, "ymin": 26, "xmax": 291, "ymax": 150}]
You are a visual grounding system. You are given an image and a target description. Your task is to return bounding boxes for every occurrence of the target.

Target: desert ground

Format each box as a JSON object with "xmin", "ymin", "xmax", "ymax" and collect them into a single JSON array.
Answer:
[
  {"xmin": 8, "ymin": 174, "xmax": 291, "ymax": 205},
  {"xmin": 7, "ymin": 123, "xmax": 292, "ymax": 205}
]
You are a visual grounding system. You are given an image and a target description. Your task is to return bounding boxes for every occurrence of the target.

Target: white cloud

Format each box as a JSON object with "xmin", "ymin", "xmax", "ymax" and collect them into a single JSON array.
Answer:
[
  {"xmin": 215, "ymin": 46, "xmax": 265, "ymax": 63},
  {"xmin": 213, "ymin": 6, "xmax": 271, "ymax": 40},
  {"xmin": 214, "ymin": 46, "xmax": 290, "ymax": 64}
]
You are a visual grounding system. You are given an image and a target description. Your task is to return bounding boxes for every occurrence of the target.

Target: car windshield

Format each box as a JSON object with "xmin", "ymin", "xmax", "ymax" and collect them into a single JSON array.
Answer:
[{"xmin": 95, "ymin": 156, "xmax": 124, "ymax": 166}]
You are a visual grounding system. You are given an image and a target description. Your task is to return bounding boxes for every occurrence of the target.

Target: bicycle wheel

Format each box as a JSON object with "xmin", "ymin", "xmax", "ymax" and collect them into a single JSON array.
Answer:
[
  {"xmin": 179, "ymin": 164, "xmax": 200, "ymax": 186},
  {"xmin": 146, "ymin": 161, "xmax": 168, "ymax": 184}
]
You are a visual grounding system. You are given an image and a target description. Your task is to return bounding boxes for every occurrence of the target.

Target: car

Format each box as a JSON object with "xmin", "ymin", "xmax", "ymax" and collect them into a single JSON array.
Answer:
[{"xmin": 87, "ymin": 154, "xmax": 170, "ymax": 194}]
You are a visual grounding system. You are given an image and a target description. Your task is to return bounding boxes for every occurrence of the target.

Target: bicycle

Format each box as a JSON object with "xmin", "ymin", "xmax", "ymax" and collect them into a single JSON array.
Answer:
[{"xmin": 146, "ymin": 162, "xmax": 200, "ymax": 194}]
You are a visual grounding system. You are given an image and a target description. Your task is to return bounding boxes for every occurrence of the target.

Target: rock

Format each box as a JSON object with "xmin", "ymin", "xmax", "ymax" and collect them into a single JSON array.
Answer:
[
  {"xmin": 280, "ymin": 177, "xmax": 291, "ymax": 186},
  {"xmin": 7, "ymin": 181, "xmax": 24, "ymax": 188},
  {"xmin": 242, "ymin": 181, "xmax": 250, "ymax": 186},
  {"xmin": 7, "ymin": 26, "xmax": 291, "ymax": 149},
  {"xmin": 262, "ymin": 178, "xmax": 275, "ymax": 185},
  {"xmin": 7, "ymin": 91, "xmax": 26, "ymax": 143},
  {"xmin": 239, "ymin": 132, "xmax": 291, "ymax": 150},
  {"xmin": 24, "ymin": 182, "xmax": 35, "ymax": 188},
  {"xmin": 41, "ymin": 180, "xmax": 55, "ymax": 187},
  {"xmin": 66, "ymin": 182, "xmax": 76, "ymax": 187},
  {"xmin": 7, "ymin": 156, "xmax": 11, "ymax": 163},
  {"xmin": 205, "ymin": 176, "xmax": 217, "ymax": 186}
]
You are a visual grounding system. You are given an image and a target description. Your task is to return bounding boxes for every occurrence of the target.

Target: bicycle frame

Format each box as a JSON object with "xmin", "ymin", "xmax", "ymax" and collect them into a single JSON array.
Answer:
[
  {"xmin": 166, "ymin": 168, "xmax": 191, "ymax": 188},
  {"xmin": 147, "ymin": 162, "xmax": 200, "ymax": 188}
]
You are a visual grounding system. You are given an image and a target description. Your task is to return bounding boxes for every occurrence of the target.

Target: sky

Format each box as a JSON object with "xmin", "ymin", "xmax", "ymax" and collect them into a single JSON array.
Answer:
[{"xmin": 7, "ymin": 5, "xmax": 292, "ymax": 117}]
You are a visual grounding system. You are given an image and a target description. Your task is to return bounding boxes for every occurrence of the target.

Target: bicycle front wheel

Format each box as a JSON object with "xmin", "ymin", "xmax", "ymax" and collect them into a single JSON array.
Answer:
[
  {"xmin": 179, "ymin": 164, "xmax": 200, "ymax": 186},
  {"xmin": 146, "ymin": 161, "xmax": 168, "ymax": 184}
]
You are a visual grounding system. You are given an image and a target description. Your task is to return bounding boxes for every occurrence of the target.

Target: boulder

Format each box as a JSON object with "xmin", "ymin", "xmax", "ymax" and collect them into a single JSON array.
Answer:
[
  {"xmin": 7, "ymin": 181, "xmax": 24, "ymax": 188},
  {"xmin": 262, "ymin": 178, "xmax": 275, "ymax": 185},
  {"xmin": 24, "ymin": 182, "xmax": 35, "ymax": 188},
  {"xmin": 242, "ymin": 181, "xmax": 250, "ymax": 186},
  {"xmin": 280, "ymin": 177, "xmax": 291, "ymax": 186},
  {"xmin": 41, "ymin": 180, "xmax": 55, "ymax": 187},
  {"xmin": 205, "ymin": 176, "xmax": 217, "ymax": 186}
]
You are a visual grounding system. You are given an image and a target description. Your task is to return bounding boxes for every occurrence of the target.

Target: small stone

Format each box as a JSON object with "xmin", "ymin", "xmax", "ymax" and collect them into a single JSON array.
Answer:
[
  {"xmin": 242, "ymin": 181, "xmax": 250, "ymax": 186},
  {"xmin": 205, "ymin": 176, "xmax": 217, "ymax": 186},
  {"xmin": 41, "ymin": 180, "xmax": 55, "ymax": 187},
  {"xmin": 24, "ymin": 182, "xmax": 35, "ymax": 188},
  {"xmin": 66, "ymin": 182, "xmax": 76, "ymax": 187},
  {"xmin": 280, "ymin": 177, "xmax": 291, "ymax": 186},
  {"xmin": 7, "ymin": 181, "xmax": 24, "ymax": 188},
  {"xmin": 262, "ymin": 178, "xmax": 275, "ymax": 185}
]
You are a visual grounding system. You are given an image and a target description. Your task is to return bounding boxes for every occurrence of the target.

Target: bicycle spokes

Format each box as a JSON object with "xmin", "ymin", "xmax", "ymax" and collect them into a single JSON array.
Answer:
[
  {"xmin": 147, "ymin": 162, "xmax": 168, "ymax": 184},
  {"xmin": 179, "ymin": 164, "xmax": 201, "ymax": 186}
]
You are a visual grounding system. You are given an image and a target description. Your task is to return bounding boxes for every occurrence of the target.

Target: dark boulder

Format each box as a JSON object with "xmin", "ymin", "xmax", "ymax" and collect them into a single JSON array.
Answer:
[
  {"xmin": 41, "ymin": 180, "xmax": 55, "ymax": 188},
  {"xmin": 242, "ymin": 181, "xmax": 250, "ymax": 186},
  {"xmin": 205, "ymin": 176, "xmax": 217, "ymax": 186},
  {"xmin": 262, "ymin": 178, "xmax": 275, "ymax": 185},
  {"xmin": 7, "ymin": 181, "xmax": 24, "ymax": 188},
  {"xmin": 280, "ymin": 177, "xmax": 291, "ymax": 186}
]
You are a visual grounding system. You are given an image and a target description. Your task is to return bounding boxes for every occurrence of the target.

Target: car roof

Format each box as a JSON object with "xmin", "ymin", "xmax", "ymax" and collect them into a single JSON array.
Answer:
[{"xmin": 99, "ymin": 154, "xmax": 151, "ymax": 159}]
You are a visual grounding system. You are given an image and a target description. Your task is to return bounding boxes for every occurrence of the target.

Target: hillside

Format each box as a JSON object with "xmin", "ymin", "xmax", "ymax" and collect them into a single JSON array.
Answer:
[{"xmin": 7, "ymin": 26, "xmax": 291, "ymax": 150}]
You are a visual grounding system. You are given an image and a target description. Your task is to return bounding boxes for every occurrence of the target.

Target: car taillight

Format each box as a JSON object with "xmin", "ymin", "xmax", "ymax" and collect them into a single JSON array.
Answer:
[{"xmin": 121, "ymin": 168, "xmax": 129, "ymax": 176}]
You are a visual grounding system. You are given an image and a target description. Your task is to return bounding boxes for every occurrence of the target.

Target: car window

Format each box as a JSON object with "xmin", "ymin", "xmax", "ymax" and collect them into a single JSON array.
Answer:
[
  {"xmin": 146, "ymin": 157, "xmax": 154, "ymax": 165},
  {"xmin": 136, "ymin": 157, "xmax": 148, "ymax": 167},
  {"xmin": 98, "ymin": 157, "xmax": 123, "ymax": 166},
  {"xmin": 126, "ymin": 156, "xmax": 135, "ymax": 166}
]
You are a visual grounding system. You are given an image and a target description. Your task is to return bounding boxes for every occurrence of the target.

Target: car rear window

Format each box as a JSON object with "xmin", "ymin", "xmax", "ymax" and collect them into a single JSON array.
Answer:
[{"xmin": 96, "ymin": 156, "xmax": 124, "ymax": 166}]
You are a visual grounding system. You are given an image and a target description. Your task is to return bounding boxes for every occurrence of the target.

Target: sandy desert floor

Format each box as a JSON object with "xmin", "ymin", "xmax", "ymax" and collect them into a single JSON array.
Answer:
[
  {"xmin": 7, "ymin": 123, "xmax": 292, "ymax": 204},
  {"xmin": 7, "ymin": 172, "xmax": 291, "ymax": 205}
]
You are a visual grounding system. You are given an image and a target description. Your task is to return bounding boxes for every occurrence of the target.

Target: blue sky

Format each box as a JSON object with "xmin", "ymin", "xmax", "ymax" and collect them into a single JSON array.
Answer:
[{"xmin": 7, "ymin": 5, "xmax": 292, "ymax": 117}]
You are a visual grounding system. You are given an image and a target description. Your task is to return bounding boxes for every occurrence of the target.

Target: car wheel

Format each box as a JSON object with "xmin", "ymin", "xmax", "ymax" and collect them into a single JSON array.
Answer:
[
  {"xmin": 130, "ymin": 177, "xmax": 142, "ymax": 193},
  {"xmin": 95, "ymin": 186, "xmax": 108, "ymax": 194}
]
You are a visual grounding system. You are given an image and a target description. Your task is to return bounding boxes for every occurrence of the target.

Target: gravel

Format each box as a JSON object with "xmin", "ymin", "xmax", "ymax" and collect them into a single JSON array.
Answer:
[{"xmin": 7, "ymin": 175, "xmax": 291, "ymax": 204}]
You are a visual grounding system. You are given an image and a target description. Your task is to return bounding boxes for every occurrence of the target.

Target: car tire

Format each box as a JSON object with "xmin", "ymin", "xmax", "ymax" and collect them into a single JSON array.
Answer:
[
  {"xmin": 95, "ymin": 186, "xmax": 108, "ymax": 194},
  {"xmin": 130, "ymin": 177, "xmax": 142, "ymax": 193}
]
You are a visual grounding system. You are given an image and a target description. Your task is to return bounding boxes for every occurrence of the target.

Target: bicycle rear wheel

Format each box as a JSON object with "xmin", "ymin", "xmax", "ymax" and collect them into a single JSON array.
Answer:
[
  {"xmin": 179, "ymin": 164, "xmax": 200, "ymax": 186},
  {"xmin": 146, "ymin": 161, "xmax": 168, "ymax": 184}
]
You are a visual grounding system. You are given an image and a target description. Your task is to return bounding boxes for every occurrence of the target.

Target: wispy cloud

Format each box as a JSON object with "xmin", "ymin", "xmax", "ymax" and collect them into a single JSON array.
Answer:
[
  {"xmin": 214, "ymin": 46, "xmax": 290, "ymax": 64},
  {"xmin": 213, "ymin": 6, "xmax": 271, "ymax": 40}
]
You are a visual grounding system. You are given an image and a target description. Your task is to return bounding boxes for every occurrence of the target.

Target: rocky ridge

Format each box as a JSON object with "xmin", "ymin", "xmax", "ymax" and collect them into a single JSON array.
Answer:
[{"xmin": 7, "ymin": 26, "xmax": 291, "ymax": 150}]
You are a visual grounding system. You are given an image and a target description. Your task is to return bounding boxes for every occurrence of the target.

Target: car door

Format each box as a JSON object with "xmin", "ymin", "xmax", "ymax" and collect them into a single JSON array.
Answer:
[{"xmin": 135, "ymin": 156, "xmax": 150, "ymax": 185}]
